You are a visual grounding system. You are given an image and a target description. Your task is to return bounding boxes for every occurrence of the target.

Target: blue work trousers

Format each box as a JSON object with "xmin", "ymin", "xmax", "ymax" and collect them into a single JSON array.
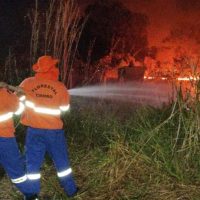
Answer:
[
  {"xmin": 25, "ymin": 127, "xmax": 77, "ymax": 196},
  {"xmin": 0, "ymin": 137, "xmax": 32, "ymax": 196}
]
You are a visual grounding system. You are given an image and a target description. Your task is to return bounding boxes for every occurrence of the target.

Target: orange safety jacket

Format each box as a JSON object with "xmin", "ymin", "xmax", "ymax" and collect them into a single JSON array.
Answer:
[
  {"xmin": 0, "ymin": 88, "xmax": 25, "ymax": 137},
  {"xmin": 19, "ymin": 77, "xmax": 70, "ymax": 130}
]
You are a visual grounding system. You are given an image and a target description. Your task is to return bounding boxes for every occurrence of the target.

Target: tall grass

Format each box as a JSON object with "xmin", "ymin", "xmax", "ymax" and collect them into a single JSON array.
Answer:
[
  {"xmin": 62, "ymin": 97, "xmax": 200, "ymax": 200},
  {"xmin": 0, "ymin": 49, "xmax": 24, "ymax": 84},
  {"xmin": 29, "ymin": 0, "xmax": 85, "ymax": 87},
  {"xmin": 2, "ymin": 94, "xmax": 200, "ymax": 199}
]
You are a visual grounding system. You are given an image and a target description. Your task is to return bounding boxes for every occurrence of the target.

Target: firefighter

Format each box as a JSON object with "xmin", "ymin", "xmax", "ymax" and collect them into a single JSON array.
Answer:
[
  {"xmin": 0, "ymin": 82, "xmax": 35, "ymax": 200},
  {"xmin": 19, "ymin": 56, "xmax": 78, "ymax": 199}
]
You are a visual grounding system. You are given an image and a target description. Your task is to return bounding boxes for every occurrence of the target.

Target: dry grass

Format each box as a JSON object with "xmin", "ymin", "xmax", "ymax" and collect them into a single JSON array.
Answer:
[
  {"xmin": 29, "ymin": 0, "xmax": 85, "ymax": 87},
  {"xmin": 1, "ymin": 97, "xmax": 200, "ymax": 199}
]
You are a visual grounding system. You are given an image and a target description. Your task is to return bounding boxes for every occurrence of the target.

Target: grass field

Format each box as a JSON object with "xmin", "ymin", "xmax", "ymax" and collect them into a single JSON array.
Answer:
[{"xmin": 1, "ymin": 96, "xmax": 200, "ymax": 200}]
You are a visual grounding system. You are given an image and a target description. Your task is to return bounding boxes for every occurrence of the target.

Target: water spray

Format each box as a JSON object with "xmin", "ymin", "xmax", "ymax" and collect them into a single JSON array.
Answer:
[{"xmin": 69, "ymin": 81, "xmax": 176, "ymax": 108}]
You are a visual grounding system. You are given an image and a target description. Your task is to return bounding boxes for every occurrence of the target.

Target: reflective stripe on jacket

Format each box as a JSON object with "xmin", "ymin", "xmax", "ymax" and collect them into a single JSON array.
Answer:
[{"xmin": 0, "ymin": 88, "xmax": 24, "ymax": 137}]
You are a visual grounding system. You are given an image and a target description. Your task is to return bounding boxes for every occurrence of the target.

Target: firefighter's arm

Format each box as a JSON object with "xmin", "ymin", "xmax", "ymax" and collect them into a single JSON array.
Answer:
[
  {"xmin": 6, "ymin": 89, "xmax": 25, "ymax": 116},
  {"xmin": 0, "ymin": 82, "xmax": 26, "ymax": 102},
  {"xmin": 59, "ymin": 85, "xmax": 70, "ymax": 112},
  {"xmin": 9, "ymin": 86, "xmax": 25, "ymax": 96},
  {"xmin": 0, "ymin": 82, "xmax": 25, "ymax": 95}
]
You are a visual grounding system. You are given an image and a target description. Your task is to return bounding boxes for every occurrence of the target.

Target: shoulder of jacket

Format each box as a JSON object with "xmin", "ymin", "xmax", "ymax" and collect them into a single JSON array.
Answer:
[
  {"xmin": 55, "ymin": 81, "xmax": 67, "ymax": 89},
  {"xmin": 21, "ymin": 77, "xmax": 34, "ymax": 84}
]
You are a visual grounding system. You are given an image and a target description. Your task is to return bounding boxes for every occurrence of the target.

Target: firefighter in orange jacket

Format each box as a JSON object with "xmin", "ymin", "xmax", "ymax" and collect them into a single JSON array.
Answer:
[
  {"xmin": 19, "ymin": 56, "xmax": 78, "ymax": 199},
  {"xmin": 0, "ymin": 82, "xmax": 35, "ymax": 200}
]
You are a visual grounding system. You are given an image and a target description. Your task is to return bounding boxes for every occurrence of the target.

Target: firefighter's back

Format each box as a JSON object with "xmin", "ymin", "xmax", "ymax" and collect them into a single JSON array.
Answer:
[{"xmin": 20, "ymin": 77, "xmax": 69, "ymax": 130}]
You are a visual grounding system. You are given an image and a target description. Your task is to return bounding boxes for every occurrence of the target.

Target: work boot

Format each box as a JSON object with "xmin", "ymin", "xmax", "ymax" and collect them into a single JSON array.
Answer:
[
  {"xmin": 0, "ymin": 166, "xmax": 5, "ymax": 178},
  {"xmin": 24, "ymin": 194, "xmax": 39, "ymax": 200},
  {"xmin": 67, "ymin": 187, "xmax": 79, "ymax": 198}
]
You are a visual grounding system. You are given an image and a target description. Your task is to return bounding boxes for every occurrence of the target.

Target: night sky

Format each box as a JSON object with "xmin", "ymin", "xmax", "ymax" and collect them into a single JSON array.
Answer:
[
  {"xmin": 0, "ymin": 0, "xmax": 33, "ymax": 42},
  {"xmin": 0, "ymin": 0, "xmax": 47, "ymax": 61}
]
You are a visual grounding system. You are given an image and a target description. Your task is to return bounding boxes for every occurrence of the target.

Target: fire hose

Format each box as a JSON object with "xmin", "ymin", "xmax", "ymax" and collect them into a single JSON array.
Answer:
[{"xmin": 0, "ymin": 82, "xmax": 24, "ymax": 94}]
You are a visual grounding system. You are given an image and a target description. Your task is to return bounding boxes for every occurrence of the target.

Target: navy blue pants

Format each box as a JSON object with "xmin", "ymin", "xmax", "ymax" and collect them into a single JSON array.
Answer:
[
  {"xmin": 25, "ymin": 127, "xmax": 77, "ymax": 196},
  {"xmin": 0, "ymin": 137, "xmax": 32, "ymax": 196}
]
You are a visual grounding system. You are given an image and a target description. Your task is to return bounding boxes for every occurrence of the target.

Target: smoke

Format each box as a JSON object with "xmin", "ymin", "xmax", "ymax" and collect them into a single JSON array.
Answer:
[
  {"xmin": 122, "ymin": 0, "xmax": 200, "ymax": 47},
  {"xmin": 78, "ymin": 0, "xmax": 200, "ymax": 53},
  {"xmin": 119, "ymin": 0, "xmax": 200, "ymax": 76}
]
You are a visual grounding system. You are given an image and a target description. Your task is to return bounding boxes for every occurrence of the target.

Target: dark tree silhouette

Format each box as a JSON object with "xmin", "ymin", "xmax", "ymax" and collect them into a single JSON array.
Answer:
[{"xmin": 78, "ymin": 0, "xmax": 149, "ymax": 62}]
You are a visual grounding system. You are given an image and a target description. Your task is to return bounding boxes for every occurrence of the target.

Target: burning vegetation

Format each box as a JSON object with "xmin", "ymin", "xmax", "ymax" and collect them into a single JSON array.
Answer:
[{"xmin": 1, "ymin": 0, "xmax": 200, "ymax": 200}]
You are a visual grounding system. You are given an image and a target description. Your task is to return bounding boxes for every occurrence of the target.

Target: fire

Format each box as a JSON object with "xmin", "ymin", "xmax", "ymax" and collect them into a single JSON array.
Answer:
[{"xmin": 144, "ymin": 76, "xmax": 200, "ymax": 81}]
